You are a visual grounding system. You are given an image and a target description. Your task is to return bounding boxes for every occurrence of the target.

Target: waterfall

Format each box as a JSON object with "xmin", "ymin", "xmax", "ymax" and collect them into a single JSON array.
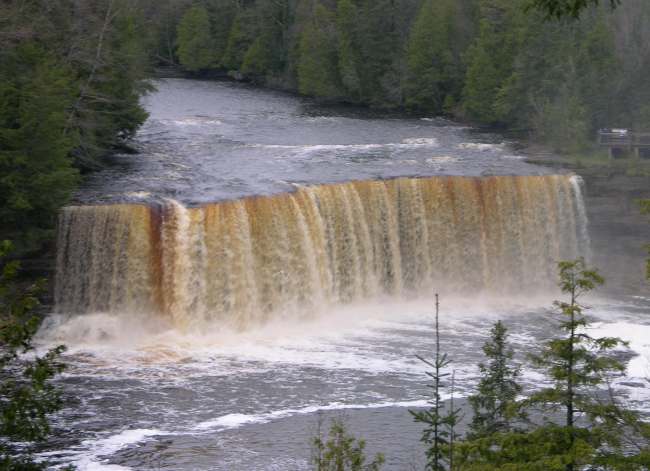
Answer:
[{"xmin": 55, "ymin": 175, "xmax": 590, "ymax": 327}]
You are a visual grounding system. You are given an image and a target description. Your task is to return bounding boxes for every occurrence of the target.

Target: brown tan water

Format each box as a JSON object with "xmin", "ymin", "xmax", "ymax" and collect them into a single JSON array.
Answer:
[{"xmin": 56, "ymin": 175, "xmax": 589, "ymax": 328}]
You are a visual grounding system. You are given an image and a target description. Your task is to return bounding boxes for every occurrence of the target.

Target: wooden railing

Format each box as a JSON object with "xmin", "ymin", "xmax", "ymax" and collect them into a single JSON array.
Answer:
[{"xmin": 598, "ymin": 131, "xmax": 650, "ymax": 148}]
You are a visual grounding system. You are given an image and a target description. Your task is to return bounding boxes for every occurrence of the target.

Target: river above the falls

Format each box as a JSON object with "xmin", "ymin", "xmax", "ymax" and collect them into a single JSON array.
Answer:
[{"xmin": 76, "ymin": 78, "xmax": 553, "ymax": 206}]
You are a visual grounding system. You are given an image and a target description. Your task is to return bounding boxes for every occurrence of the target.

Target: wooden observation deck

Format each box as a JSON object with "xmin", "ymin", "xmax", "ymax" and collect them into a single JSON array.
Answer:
[{"xmin": 598, "ymin": 129, "xmax": 650, "ymax": 159}]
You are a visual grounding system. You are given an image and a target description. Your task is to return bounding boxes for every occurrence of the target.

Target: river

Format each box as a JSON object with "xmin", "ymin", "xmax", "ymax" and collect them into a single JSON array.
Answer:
[{"xmin": 38, "ymin": 79, "xmax": 650, "ymax": 470}]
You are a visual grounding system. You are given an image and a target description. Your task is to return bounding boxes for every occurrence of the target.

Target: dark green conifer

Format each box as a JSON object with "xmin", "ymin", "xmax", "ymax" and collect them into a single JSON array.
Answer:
[
  {"xmin": 411, "ymin": 294, "xmax": 455, "ymax": 471},
  {"xmin": 311, "ymin": 416, "xmax": 384, "ymax": 471},
  {"xmin": 176, "ymin": 4, "xmax": 215, "ymax": 72},
  {"xmin": 297, "ymin": 3, "xmax": 341, "ymax": 99},
  {"xmin": 467, "ymin": 320, "xmax": 523, "ymax": 440}
]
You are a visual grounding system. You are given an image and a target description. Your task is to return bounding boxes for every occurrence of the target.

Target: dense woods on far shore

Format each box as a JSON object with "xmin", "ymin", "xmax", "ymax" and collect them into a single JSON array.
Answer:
[{"xmin": 169, "ymin": 0, "xmax": 650, "ymax": 151}]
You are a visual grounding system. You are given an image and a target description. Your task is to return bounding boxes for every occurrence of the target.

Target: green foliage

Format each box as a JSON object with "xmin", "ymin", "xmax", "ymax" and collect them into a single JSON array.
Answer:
[
  {"xmin": 176, "ymin": 5, "xmax": 215, "ymax": 72},
  {"xmin": 405, "ymin": 0, "xmax": 460, "ymax": 113},
  {"xmin": 1, "ymin": 0, "xmax": 150, "ymax": 255},
  {"xmin": 462, "ymin": 0, "xmax": 522, "ymax": 124},
  {"xmin": 353, "ymin": 0, "xmax": 404, "ymax": 107},
  {"xmin": 456, "ymin": 260, "xmax": 650, "ymax": 470},
  {"xmin": 336, "ymin": 0, "xmax": 362, "ymax": 100},
  {"xmin": 410, "ymin": 295, "xmax": 460, "ymax": 471},
  {"xmin": 311, "ymin": 417, "xmax": 384, "ymax": 471},
  {"xmin": 221, "ymin": 12, "xmax": 254, "ymax": 71},
  {"xmin": 297, "ymin": 3, "xmax": 341, "ymax": 99},
  {"xmin": 241, "ymin": 37, "xmax": 275, "ymax": 77},
  {"xmin": 204, "ymin": 0, "xmax": 239, "ymax": 66},
  {"xmin": 527, "ymin": 0, "xmax": 621, "ymax": 19},
  {"xmin": 0, "ymin": 43, "xmax": 79, "ymax": 254},
  {"xmin": 468, "ymin": 321, "xmax": 524, "ymax": 440},
  {"xmin": 526, "ymin": 259, "xmax": 630, "ymax": 469},
  {"xmin": 0, "ymin": 241, "xmax": 67, "ymax": 468},
  {"xmin": 456, "ymin": 425, "xmax": 600, "ymax": 470}
]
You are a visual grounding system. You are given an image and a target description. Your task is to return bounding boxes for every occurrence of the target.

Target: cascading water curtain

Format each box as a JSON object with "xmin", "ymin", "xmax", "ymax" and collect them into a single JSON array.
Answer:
[{"xmin": 55, "ymin": 175, "xmax": 590, "ymax": 328}]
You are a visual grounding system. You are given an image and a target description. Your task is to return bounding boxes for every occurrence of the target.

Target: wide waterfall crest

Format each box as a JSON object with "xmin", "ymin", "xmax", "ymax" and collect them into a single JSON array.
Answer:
[{"xmin": 55, "ymin": 175, "xmax": 590, "ymax": 328}]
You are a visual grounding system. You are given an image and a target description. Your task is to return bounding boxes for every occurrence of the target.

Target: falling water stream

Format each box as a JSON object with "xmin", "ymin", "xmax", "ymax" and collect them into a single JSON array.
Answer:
[{"xmin": 39, "ymin": 79, "xmax": 650, "ymax": 470}]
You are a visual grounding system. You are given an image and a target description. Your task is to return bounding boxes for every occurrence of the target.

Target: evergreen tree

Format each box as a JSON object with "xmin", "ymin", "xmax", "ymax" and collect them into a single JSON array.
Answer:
[
  {"xmin": 0, "ymin": 0, "xmax": 150, "ymax": 254},
  {"xmin": 221, "ymin": 10, "xmax": 255, "ymax": 71},
  {"xmin": 297, "ymin": 3, "xmax": 341, "ymax": 99},
  {"xmin": 336, "ymin": 0, "xmax": 362, "ymax": 101},
  {"xmin": 311, "ymin": 416, "xmax": 384, "ymax": 471},
  {"xmin": 467, "ymin": 320, "xmax": 523, "ymax": 440},
  {"xmin": 176, "ymin": 4, "xmax": 215, "ymax": 72},
  {"xmin": 241, "ymin": 0, "xmax": 289, "ymax": 79},
  {"xmin": 0, "ymin": 43, "xmax": 79, "ymax": 253},
  {"xmin": 411, "ymin": 294, "xmax": 454, "ymax": 471},
  {"xmin": 528, "ymin": 259, "xmax": 628, "ymax": 470},
  {"xmin": 456, "ymin": 260, "xmax": 642, "ymax": 470},
  {"xmin": 0, "ymin": 241, "xmax": 68, "ymax": 468},
  {"xmin": 529, "ymin": 0, "xmax": 621, "ymax": 19},
  {"xmin": 405, "ymin": 0, "xmax": 459, "ymax": 113},
  {"xmin": 204, "ymin": 0, "xmax": 239, "ymax": 66},
  {"xmin": 462, "ymin": 0, "xmax": 521, "ymax": 124},
  {"xmin": 355, "ymin": 0, "xmax": 402, "ymax": 107}
]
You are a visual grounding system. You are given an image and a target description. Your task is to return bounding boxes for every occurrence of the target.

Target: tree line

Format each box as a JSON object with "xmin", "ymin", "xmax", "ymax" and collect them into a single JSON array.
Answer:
[{"xmin": 169, "ymin": 0, "xmax": 650, "ymax": 153}]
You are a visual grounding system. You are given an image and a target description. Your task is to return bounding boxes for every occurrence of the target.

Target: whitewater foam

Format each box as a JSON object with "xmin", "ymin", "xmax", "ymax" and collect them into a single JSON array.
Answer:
[
  {"xmin": 45, "ymin": 429, "xmax": 163, "ymax": 471},
  {"xmin": 194, "ymin": 399, "xmax": 433, "ymax": 432},
  {"xmin": 457, "ymin": 142, "xmax": 505, "ymax": 151}
]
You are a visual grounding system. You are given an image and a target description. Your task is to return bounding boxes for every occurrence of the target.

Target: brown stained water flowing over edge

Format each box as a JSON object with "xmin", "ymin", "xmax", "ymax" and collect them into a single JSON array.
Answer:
[{"xmin": 54, "ymin": 175, "xmax": 590, "ymax": 329}]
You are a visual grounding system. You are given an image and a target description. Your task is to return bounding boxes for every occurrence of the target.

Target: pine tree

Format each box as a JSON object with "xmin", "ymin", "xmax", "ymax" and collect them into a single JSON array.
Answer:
[
  {"xmin": 311, "ymin": 416, "xmax": 384, "ymax": 471},
  {"xmin": 205, "ymin": 0, "xmax": 239, "ymax": 65},
  {"xmin": 467, "ymin": 320, "xmax": 523, "ymax": 440},
  {"xmin": 529, "ymin": 259, "xmax": 626, "ymax": 471},
  {"xmin": 297, "ymin": 3, "xmax": 341, "ymax": 99},
  {"xmin": 0, "ymin": 43, "xmax": 79, "ymax": 253},
  {"xmin": 176, "ymin": 4, "xmax": 215, "ymax": 72},
  {"xmin": 456, "ymin": 261, "xmax": 644, "ymax": 470},
  {"xmin": 355, "ymin": 0, "xmax": 402, "ymax": 107},
  {"xmin": 462, "ymin": 0, "xmax": 521, "ymax": 124},
  {"xmin": 411, "ymin": 294, "xmax": 453, "ymax": 471},
  {"xmin": 221, "ymin": 11, "xmax": 254, "ymax": 71},
  {"xmin": 405, "ymin": 0, "xmax": 459, "ymax": 113},
  {"xmin": 241, "ymin": 0, "xmax": 289, "ymax": 79},
  {"xmin": 336, "ymin": 0, "xmax": 362, "ymax": 101}
]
